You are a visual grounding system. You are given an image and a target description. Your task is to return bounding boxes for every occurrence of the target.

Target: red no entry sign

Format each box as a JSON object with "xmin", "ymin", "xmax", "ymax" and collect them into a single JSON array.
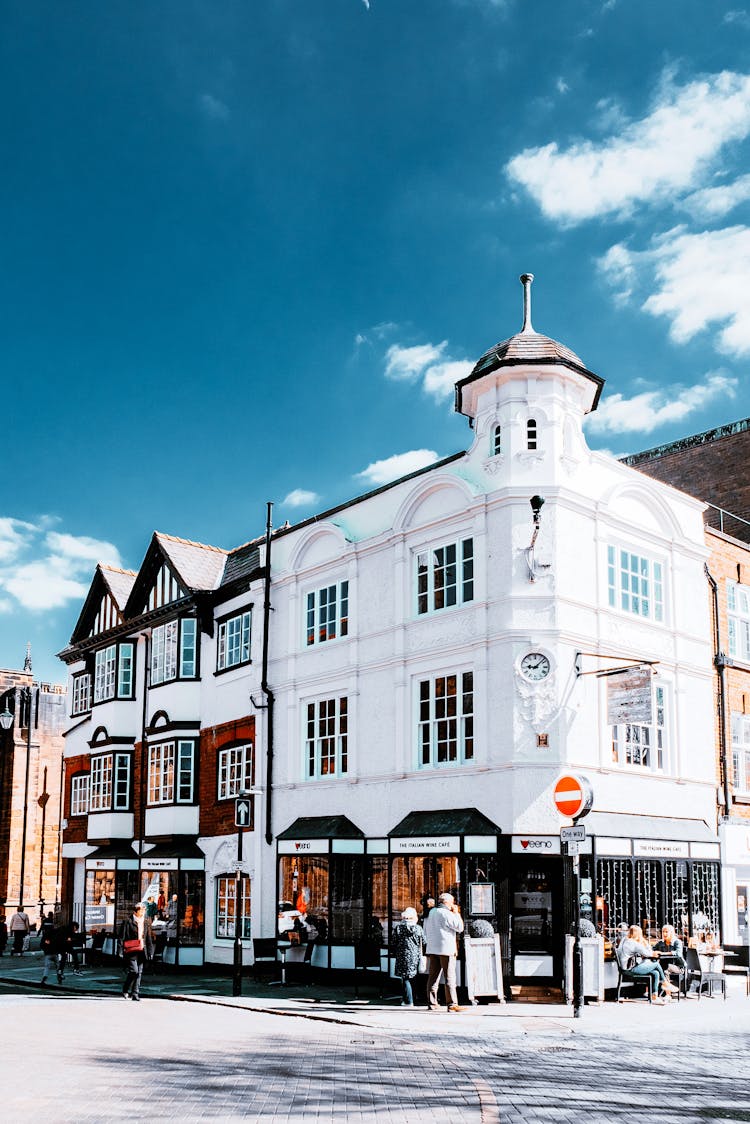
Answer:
[{"xmin": 553, "ymin": 774, "xmax": 593, "ymax": 820}]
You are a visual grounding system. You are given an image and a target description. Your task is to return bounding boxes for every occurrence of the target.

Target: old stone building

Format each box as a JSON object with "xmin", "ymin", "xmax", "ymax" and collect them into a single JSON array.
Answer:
[{"xmin": 0, "ymin": 653, "xmax": 66, "ymax": 928}]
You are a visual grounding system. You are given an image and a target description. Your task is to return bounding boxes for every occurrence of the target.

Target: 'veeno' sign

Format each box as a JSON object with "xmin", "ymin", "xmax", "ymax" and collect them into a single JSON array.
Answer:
[{"xmin": 553, "ymin": 774, "xmax": 593, "ymax": 820}]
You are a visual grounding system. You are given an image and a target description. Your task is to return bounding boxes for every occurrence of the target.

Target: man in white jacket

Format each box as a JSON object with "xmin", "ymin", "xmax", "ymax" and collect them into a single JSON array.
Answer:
[{"xmin": 423, "ymin": 892, "xmax": 464, "ymax": 1011}]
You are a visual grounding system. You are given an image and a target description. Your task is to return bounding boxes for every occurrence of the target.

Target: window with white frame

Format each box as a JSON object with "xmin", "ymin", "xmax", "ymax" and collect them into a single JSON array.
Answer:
[
  {"xmin": 71, "ymin": 673, "xmax": 91, "ymax": 716},
  {"xmin": 732, "ymin": 713, "xmax": 750, "ymax": 796},
  {"xmin": 306, "ymin": 582, "xmax": 349, "ymax": 646},
  {"xmin": 217, "ymin": 609, "xmax": 252, "ymax": 670},
  {"xmin": 89, "ymin": 752, "xmax": 131, "ymax": 812},
  {"xmin": 218, "ymin": 743, "xmax": 254, "ymax": 799},
  {"xmin": 416, "ymin": 538, "xmax": 474, "ymax": 616},
  {"xmin": 607, "ymin": 546, "xmax": 664, "ymax": 622},
  {"xmin": 148, "ymin": 739, "xmax": 195, "ymax": 804},
  {"xmin": 70, "ymin": 773, "xmax": 89, "ymax": 816},
  {"xmin": 527, "ymin": 419, "xmax": 538, "ymax": 450},
  {"xmin": 93, "ymin": 642, "xmax": 135, "ymax": 704},
  {"xmin": 492, "ymin": 424, "xmax": 502, "ymax": 456},
  {"xmin": 728, "ymin": 582, "xmax": 750, "ymax": 663},
  {"xmin": 306, "ymin": 697, "xmax": 348, "ymax": 778},
  {"xmin": 216, "ymin": 874, "xmax": 251, "ymax": 939},
  {"xmin": 151, "ymin": 619, "xmax": 198, "ymax": 685},
  {"xmin": 418, "ymin": 671, "xmax": 474, "ymax": 767},
  {"xmin": 611, "ymin": 685, "xmax": 666, "ymax": 772}
]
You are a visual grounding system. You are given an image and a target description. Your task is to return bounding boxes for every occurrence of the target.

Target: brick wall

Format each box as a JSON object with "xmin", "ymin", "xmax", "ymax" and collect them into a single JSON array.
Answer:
[
  {"xmin": 625, "ymin": 424, "xmax": 750, "ymax": 543},
  {"xmin": 64, "ymin": 753, "xmax": 90, "ymax": 844},
  {"xmin": 199, "ymin": 715, "xmax": 256, "ymax": 837},
  {"xmin": 707, "ymin": 528, "xmax": 750, "ymax": 822}
]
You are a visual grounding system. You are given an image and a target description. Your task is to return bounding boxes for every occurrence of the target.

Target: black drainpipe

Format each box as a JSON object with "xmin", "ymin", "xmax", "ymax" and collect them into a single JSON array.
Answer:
[
  {"xmin": 262, "ymin": 502, "xmax": 275, "ymax": 846},
  {"xmin": 705, "ymin": 564, "xmax": 732, "ymax": 818}
]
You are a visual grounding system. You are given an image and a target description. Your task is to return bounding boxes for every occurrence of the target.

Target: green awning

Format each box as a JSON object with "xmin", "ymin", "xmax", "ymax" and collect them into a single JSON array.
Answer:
[
  {"xmin": 389, "ymin": 808, "xmax": 501, "ymax": 837},
  {"xmin": 277, "ymin": 815, "xmax": 364, "ymax": 840}
]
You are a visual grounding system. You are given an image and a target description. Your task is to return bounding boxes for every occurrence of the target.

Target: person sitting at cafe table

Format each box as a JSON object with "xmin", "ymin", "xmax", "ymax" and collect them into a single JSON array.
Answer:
[
  {"xmin": 617, "ymin": 924, "xmax": 678, "ymax": 1002},
  {"xmin": 653, "ymin": 924, "xmax": 685, "ymax": 983}
]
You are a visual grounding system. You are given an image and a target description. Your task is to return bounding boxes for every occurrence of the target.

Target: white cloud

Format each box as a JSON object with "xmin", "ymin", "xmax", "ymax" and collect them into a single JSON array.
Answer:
[
  {"xmin": 0, "ymin": 523, "xmax": 122, "ymax": 612},
  {"xmin": 600, "ymin": 224, "xmax": 750, "ymax": 356},
  {"xmin": 385, "ymin": 341, "xmax": 447, "ymax": 381},
  {"xmin": 724, "ymin": 9, "xmax": 750, "ymax": 27},
  {"xmin": 423, "ymin": 360, "xmax": 474, "ymax": 400},
  {"xmin": 556, "ymin": 77, "xmax": 569, "ymax": 95},
  {"xmin": 282, "ymin": 489, "xmax": 320, "ymax": 508},
  {"xmin": 681, "ymin": 174, "xmax": 750, "ymax": 220},
  {"xmin": 356, "ymin": 449, "xmax": 440, "ymax": 486},
  {"xmin": 585, "ymin": 370, "xmax": 737, "ymax": 436},
  {"xmin": 506, "ymin": 71, "xmax": 750, "ymax": 223}
]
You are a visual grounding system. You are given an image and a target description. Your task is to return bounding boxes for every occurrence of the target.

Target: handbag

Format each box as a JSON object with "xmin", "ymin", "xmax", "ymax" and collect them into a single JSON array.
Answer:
[{"xmin": 123, "ymin": 938, "xmax": 143, "ymax": 954}]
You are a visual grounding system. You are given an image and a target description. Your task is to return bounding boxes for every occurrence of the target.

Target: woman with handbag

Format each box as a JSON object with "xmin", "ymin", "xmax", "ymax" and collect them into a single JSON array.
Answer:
[
  {"xmin": 120, "ymin": 903, "xmax": 146, "ymax": 1001},
  {"xmin": 392, "ymin": 907, "xmax": 424, "ymax": 1006}
]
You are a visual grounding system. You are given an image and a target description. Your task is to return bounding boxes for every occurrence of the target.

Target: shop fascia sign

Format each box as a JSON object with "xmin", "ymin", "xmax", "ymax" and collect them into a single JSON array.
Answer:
[
  {"xmin": 633, "ymin": 839, "xmax": 689, "ymax": 859},
  {"xmin": 391, "ymin": 837, "xmax": 461, "ymax": 853},
  {"xmin": 140, "ymin": 857, "xmax": 178, "ymax": 870},
  {"xmin": 511, "ymin": 836, "xmax": 561, "ymax": 854},
  {"xmin": 278, "ymin": 839, "xmax": 330, "ymax": 854}
]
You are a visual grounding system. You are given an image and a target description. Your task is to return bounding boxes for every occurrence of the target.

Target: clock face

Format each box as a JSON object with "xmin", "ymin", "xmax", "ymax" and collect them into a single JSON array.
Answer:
[{"xmin": 520, "ymin": 652, "xmax": 551, "ymax": 681}]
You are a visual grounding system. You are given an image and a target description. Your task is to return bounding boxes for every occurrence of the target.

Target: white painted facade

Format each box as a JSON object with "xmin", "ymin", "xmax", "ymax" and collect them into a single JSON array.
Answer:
[{"xmin": 60, "ymin": 279, "xmax": 721, "ymax": 975}]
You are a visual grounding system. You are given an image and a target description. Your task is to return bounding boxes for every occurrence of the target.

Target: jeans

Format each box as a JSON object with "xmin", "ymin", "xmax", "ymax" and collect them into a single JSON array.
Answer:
[
  {"xmin": 400, "ymin": 975, "xmax": 415, "ymax": 1005},
  {"xmin": 41, "ymin": 954, "xmax": 62, "ymax": 982},
  {"xmin": 427, "ymin": 954, "xmax": 458, "ymax": 1008},
  {"xmin": 123, "ymin": 953, "xmax": 144, "ymax": 998},
  {"xmin": 630, "ymin": 959, "xmax": 666, "ymax": 995}
]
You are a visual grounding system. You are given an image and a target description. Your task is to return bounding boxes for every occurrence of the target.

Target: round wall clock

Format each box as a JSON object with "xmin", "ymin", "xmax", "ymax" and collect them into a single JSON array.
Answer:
[{"xmin": 519, "ymin": 652, "xmax": 551, "ymax": 681}]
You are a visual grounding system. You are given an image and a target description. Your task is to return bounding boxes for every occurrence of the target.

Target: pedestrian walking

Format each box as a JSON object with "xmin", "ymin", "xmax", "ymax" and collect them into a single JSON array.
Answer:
[
  {"xmin": 8, "ymin": 906, "xmax": 30, "ymax": 956},
  {"xmin": 62, "ymin": 921, "xmax": 84, "ymax": 974},
  {"xmin": 424, "ymin": 892, "xmax": 465, "ymax": 1012},
  {"xmin": 120, "ymin": 903, "xmax": 146, "ymax": 1001},
  {"xmin": 40, "ymin": 916, "xmax": 65, "ymax": 985},
  {"xmin": 392, "ymin": 907, "xmax": 424, "ymax": 1006}
]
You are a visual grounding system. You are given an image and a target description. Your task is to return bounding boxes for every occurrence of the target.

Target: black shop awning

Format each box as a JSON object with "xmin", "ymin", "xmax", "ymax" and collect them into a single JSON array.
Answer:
[
  {"xmin": 389, "ymin": 808, "xmax": 501, "ymax": 837},
  {"xmin": 277, "ymin": 815, "xmax": 365, "ymax": 840}
]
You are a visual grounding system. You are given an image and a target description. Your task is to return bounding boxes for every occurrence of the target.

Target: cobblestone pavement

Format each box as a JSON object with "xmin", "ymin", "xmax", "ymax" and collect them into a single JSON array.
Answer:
[{"xmin": 2, "ymin": 985, "xmax": 749, "ymax": 1123}]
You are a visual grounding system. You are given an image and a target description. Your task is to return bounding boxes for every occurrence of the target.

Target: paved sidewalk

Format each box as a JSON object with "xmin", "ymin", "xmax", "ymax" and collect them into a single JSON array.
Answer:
[{"xmin": 2, "ymin": 947, "xmax": 749, "ymax": 1038}]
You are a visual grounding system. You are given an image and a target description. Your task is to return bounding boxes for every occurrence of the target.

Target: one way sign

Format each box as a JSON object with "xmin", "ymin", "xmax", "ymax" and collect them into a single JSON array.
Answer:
[{"xmin": 235, "ymin": 797, "xmax": 252, "ymax": 828}]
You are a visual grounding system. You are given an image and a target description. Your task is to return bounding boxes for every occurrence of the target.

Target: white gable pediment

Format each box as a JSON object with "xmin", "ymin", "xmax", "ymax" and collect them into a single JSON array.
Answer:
[
  {"xmin": 396, "ymin": 476, "xmax": 472, "ymax": 532},
  {"xmin": 289, "ymin": 526, "xmax": 347, "ymax": 572}
]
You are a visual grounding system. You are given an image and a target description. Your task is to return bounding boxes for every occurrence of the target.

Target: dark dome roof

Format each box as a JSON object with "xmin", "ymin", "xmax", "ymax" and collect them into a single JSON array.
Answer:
[{"xmin": 470, "ymin": 328, "xmax": 590, "ymax": 381}]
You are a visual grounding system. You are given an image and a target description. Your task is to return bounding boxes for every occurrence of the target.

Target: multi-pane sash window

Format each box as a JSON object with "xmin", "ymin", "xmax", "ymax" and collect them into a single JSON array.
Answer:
[
  {"xmin": 306, "ymin": 697, "xmax": 348, "ymax": 778},
  {"xmin": 216, "ymin": 874, "xmax": 251, "ymax": 939},
  {"xmin": 607, "ymin": 546, "xmax": 664, "ymax": 622},
  {"xmin": 151, "ymin": 619, "xmax": 198, "ymax": 685},
  {"xmin": 492, "ymin": 424, "xmax": 502, "ymax": 456},
  {"xmin": 217, "ymin": 610, "xmax": 252, "ymax": 670},
  {"xmin": 418, "ymin": 672, "xmax": 474, "ymax": 767},
  {"xmin": 70, "ymin": 774, "xmax": 89, "ymax": 816},
  {"xmin": 306, "ymin": 582, "xmax": 349, "ymax": 646},
  {"xmin": 218, "ymin": 743, "xmax": 254, "ymax": 799},
  {"xmin": 612, "ymin": 685, "xmax": 666, "ymax": 772},
  {"xmin": 416, "ymin": 538, "xmax": 474, "ymax": 615},
  {"xmin": 89, "ymin": 753, "xmax": 131, "ymax": 811},
  {"xmin": 728, "ymin": 582, "xmax": 750, "ymax": 662},
  {"xmin": 71, "ymin": 673, "xmax": 91, "ymax": 716},
  {"xmin": 732, "ymin": 714, "xmax": 750, "ymax": 795},
  {"xmin": 93, "ymin": 643, "xmax": 134, "ymax": 704},
  {"xmin": 148, "ymin": 739, "xmax": 195, "ymax": 804}
]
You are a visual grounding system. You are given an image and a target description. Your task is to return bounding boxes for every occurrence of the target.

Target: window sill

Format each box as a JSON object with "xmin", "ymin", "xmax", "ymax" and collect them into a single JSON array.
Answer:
[{"xmin": 214, "ymin": 660, "xmax": 252, "ymax": 677}]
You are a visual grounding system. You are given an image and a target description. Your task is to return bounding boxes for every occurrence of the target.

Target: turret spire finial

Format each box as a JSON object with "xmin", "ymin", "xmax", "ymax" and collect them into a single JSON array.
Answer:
[
  {"xmin": 23, "ymin": 642, "xmax": 32, "ymax": 673},
  {"xmin": 520, "ymin": 273, "xmax": 534, "ymax": 333}
]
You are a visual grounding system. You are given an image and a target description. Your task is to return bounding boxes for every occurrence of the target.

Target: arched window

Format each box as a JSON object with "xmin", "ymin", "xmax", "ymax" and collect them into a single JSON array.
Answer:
[
  {"xmin": 527, "ymin": 419, "xmax": 538, "ymax": 451},
  {"xmin": 492, "ymin": 424, "xmax": 502, "ymax": 456}
]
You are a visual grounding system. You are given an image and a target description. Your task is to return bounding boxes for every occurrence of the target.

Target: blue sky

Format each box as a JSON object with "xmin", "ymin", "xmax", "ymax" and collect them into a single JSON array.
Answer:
[{"xmin": 2, "ymin": 0, "xmax": 750, "ymax": 684}]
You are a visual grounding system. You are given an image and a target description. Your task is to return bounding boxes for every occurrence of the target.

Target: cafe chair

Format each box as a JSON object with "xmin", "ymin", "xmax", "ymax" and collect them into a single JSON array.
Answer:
[
  {"xmin": 615, "ymin": 954, "xmax": 652, "ymax": 1004},
  {"xmin": 252, "ymin": 937, "xmax": 280, "ymax": 983},
  {"xmin": 722, "ymin": 944, "xmax": 750, "ymax": 997},
  {"xmin": 685, "ymin": 946, "xmax": 726, "ymax": 1000}
]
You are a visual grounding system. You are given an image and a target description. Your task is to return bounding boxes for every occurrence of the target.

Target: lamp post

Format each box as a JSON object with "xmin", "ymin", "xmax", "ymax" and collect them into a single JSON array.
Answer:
[{"xmin": 0, "ymin": 686, "xmax": 37, "ymax": 913}]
